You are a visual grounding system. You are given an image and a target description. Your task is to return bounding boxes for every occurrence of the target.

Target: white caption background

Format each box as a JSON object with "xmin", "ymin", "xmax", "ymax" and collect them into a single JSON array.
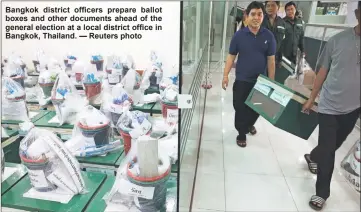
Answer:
[{"xmin": 1, "ymin": 1, "xmax": 181, "ymax": 73}]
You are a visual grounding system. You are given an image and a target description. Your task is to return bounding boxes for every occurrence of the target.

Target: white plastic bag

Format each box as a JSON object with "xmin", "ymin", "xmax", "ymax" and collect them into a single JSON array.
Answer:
[
  {"xmin": 90, "ymin": 54, "xmax": 104, "ymax": 72},
  {"xmin": 82, "ymin": 64, "xmax": 103, "ymax": 105},
  {"xmin": 104, "ymin": 135, "xmax": 172, "ymax": 212},
  {"xmin": 38, "ymin": 67, "xmax": 59, "ymax": 100},
  {"xmin": 2, "ymin": 77, "xmax": 29, "ymax": 122},
  {"xmin": 65, "ymin": 105, "xmax": 121, "ymax": 157},
  {"xmin": 141, "ymin": 51, "xmax": 163, "ymax": 91},
  {"xmin": 159, "ymin": 85, "xmax": 179, "ymax": 126},
  {"xmin": 3, "ymin": 60, "xmax": 27, "ymax": 88},
  {"xmin": 101, "ymin": 83, "xmax": 132, "ymax": 127},
  {"xmin": 120, "ymin": 54, "xmax": 135, "ymax": 76},
  {"xmin": 19, "ymin": 128, "xmax": 87, "ymax": 194},
  {"xmin": 105, "ymin": 55, "xmax": 123, "ymax": 85},
  {"xmin": 121, "ymin": 69, "xmax": 142, "ymax": 104},
  {"xmin": 51, "ymin": 72, "xmax": 88, "ymax": 125}
]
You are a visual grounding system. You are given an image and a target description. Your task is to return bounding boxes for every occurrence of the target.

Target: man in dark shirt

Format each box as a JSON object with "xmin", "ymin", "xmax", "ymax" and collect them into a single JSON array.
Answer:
[
  {"xmin": 262, "ymin": 1, "xmax": 286, "ymax": 67},
  {"xmin": 222, "ymin": 1, "xmax": 276, "ymax": 148},
  {"xmin": 283, "ymin": 1, "xmax": 305, "ymax": 64}
]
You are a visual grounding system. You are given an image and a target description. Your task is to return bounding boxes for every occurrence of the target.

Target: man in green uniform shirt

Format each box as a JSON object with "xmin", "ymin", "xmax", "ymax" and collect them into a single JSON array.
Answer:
[
  {"xmin": 282, "ymin": 1, "xmax": 305, "ymax": 64},
  {"xmin": 262, "ymin": 1, "xmax": 286, "ymax": 67}
]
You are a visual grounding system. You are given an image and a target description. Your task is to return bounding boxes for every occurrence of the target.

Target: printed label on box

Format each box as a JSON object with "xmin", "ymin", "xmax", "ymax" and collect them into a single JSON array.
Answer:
[
  {"xmin": 28, "ymin": 169, "xmax": 49, "ymax": 188},
  {"xmin": 270, "ymin": 90, "xmax": 291, "ymax": 107},
  {"xmin": 109, "ymin": 103, "xmax": 123, "ymax": 114},
  {"xmin": 254, "ymin": 83, "xmax": 271, "ymax": 96},
  {"xmin": 129, "ymin": 119, "xmax": 151, "ymax": 138},
  {"xmin": 140, "ymin": 119, "xmax": 152, "ymax": 134},
  {"xmin": 108, "ymin": 74, "xmax": 120, "ymax": 84},
  {"xmin": 167, "ymin": 109, "xmax": 178, "ymax": 124},
  {"xmin": 117, "ymin": 178, "xmax": 155, "ymax": 199}
]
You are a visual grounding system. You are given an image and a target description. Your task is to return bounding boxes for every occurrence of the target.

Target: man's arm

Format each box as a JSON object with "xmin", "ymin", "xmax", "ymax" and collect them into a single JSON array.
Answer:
[
  {"xmin": 309, "ymin": 38, "xmax": 333, "ymax": 101},
  {"xmin": 309, "ymin": 67, "xmax": 327, "ymax": 102},
  {"xmin": 224, "ymin": 33, "xmax": 239, "ymax": 78},
  {"xmin": 267, "ymin": 56, "xmax": 276, "ymax": 80},
  {"xmin": 267, "ymin": 33, "xmax": 277, "ymax": 80},
  {"xmin": 224, "ymin": 54, "xmax": 237, "ymax": 78}
]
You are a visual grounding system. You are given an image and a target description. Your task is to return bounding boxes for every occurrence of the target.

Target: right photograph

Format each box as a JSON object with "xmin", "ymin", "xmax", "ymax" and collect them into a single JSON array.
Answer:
[{"xmin": 179, "ymin": 1, "xmax": 360, "ymax": 212}]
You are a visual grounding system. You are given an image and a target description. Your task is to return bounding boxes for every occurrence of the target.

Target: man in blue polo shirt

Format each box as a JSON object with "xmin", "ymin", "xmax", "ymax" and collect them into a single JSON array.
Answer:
[{"xmin": 222, "ymin": 1, "xmax": 276, "ymax": 148}]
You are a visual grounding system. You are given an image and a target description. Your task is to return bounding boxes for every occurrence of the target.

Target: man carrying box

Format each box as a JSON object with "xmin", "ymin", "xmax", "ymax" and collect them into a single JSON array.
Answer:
[
  {"xmin": 302, "ymin": 2, "xmax": 361, "ymax": 210},
  {"xmin": 222, "ymin": 1, "xmax": 276, "ymax": 147}
]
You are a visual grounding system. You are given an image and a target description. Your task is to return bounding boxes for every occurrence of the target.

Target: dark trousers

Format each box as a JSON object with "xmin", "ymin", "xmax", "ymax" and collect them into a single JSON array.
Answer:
[
  {"xmin": 232, "ymin": 80, "xmax": 259, "ymax": 141},
  {"xmin": 310, "ymin": 108, "xmax": 360, "ymax": 200}
]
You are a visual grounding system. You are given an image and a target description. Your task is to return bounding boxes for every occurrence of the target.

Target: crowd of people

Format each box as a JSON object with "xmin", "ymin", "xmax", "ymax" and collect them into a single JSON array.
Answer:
[{"xmin": 235, "ymin": 1, "xmax": 305, "ymax": 64}]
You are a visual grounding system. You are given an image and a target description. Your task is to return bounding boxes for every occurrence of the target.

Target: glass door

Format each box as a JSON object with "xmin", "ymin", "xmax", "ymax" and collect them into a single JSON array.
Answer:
[{"xmin": 207, "ymin": 1, "xmax": 238, "ymax": 68}]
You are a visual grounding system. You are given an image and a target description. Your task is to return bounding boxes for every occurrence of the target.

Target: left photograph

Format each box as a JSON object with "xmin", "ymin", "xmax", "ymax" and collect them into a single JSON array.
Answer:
[{"xmin": 1, "ymin": 1, "xmax": 181, "ymax": 212}]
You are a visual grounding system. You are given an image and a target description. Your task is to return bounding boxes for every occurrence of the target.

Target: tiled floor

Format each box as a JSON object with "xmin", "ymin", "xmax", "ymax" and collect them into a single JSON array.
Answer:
[{"xmin": 191, "ymin": 70, "xmax": 360, "ymax": 212}]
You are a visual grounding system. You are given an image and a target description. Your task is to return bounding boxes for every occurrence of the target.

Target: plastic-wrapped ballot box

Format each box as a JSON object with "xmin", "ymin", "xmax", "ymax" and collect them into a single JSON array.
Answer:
[{"xmin": 245, "ymin": 75, "xmax": 318, "ymax": 140}]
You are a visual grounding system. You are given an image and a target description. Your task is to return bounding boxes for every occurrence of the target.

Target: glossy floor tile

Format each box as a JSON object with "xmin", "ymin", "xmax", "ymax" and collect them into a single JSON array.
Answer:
[{"xmin": 191, "ymin": 71, "xmax": 360, "ymax": 212}]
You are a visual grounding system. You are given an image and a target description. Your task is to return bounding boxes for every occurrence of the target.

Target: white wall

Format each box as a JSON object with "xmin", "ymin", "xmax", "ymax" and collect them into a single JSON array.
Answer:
[
  {"xmin": 2, "ymin": 1, "xmax": 181, "ymax": 74},
  {"xmin": 345, "ymin": 1, "xmax": 358, "ymax": 25}
]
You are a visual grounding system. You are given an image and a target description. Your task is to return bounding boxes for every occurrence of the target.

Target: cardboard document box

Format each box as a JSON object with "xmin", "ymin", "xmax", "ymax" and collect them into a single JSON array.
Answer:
[
  {"xmin": 245, "ymin": 75, "xmax": 318, "ymax": 140},
  {"xmin": 298, "ymin": 60, "xmax": 316, "ymax": 89}
]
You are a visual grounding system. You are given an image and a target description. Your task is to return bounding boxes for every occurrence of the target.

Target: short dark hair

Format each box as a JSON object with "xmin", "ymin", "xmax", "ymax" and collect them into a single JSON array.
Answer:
[
  {"xmin": 265, "ymin": 1, "xmax": 280, "ymax": 7},
  {"xmin": 246, "ymin": 1, "xmax": 265, "ymax": 15},
  {"xmin": 285, "ymin": 1, "xmax": 297, "ymax": 10}
]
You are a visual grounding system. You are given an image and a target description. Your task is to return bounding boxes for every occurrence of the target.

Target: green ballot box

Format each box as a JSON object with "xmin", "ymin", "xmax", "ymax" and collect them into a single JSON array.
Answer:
[{"xmin": 245, "ymin": 75, "xmax": 318, "ymax": 140}]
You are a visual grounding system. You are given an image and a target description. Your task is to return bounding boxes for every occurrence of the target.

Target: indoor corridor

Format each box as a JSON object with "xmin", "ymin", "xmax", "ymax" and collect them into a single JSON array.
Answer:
[{"xmin": 185, "ymin": 67, "xmax": 360, "ymax": 212}]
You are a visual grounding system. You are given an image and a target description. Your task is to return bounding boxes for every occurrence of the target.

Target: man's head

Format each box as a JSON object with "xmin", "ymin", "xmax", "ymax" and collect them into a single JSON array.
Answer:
[
  {"xmin": 246, "ymin": 1, "xmax": 265, "ymax": 29},
  {"xmin": 285, "ymin": 1, "xmax": 297, "ymax": 19},
  {"xmin": 265, "ymin": 1, "xmax": 280, "ymax": 17},
  {"xmin": 355, "ymin": 1, "xmax": 360, "ymax": 25}
]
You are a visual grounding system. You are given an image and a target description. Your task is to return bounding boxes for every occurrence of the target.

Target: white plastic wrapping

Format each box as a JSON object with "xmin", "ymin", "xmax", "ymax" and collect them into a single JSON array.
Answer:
[
  {"xmin": 158, "ymin": 133, "xmax": 178, "ymax": 165},
  {"xmin": 51, "ymin": 72, "xmax": 88, "ymax": 126},
  {"xmin": 65, "ymin": 105, "xmax": 122, "ymax": 157},
  {"xmin": 341, "ymin": 139, "xmax": 360, "ymax": 192},
  {"xmin": 121, "ymin": 68, "xmax": 143, "ymax": 105},
  {"xmin": 104, "ymin": 135, "xmax": 172, "ymax": 212},
  {"xmin": 64, "ymin": 53, "xmax": 77, "ymax": 70},
  {"xmin": 159, "ymin": 74, "xmax": 179, "ymax": 95},
  {"xmin": 141, "ymin": 51, "xmax": 163, "ymax": 91},
  {"xmin": 25, "ymin": 86, "xmax": 43, "ymax": 103},
  {"xmin": 19, "ymin": 128, "xmax": 87, "ymax": 194},
  {"xmin": 33, "ymin": 50, "xmax": 46, "ymax": 72},
  {"xmin": 160, "ymin": 85, "xmax": 179, "ymax": 126},
  {"xmin": 36, "ymin": 51, "xmax": 50, "ymax": 72},
  {"xmin": 91, "ymin": 54, "xmax": 104, "ymax": 72},
  {"xmin": 2, "ymin": 77, "xmax": 29, "ymax": 122},
  {"xmin": 19, "ymin": 122, "xmax": 35, "ymax": 136},
  {"xmin": 101, "ymin": 83, "xmax": 132, "ymax": 127},
  {"xmin": 38, "ymin": 67, "xmax": 60, "ymax": 103},
  {"xmin": 120, "ymin": 54, "xmax": 135, "ymax": 77},
  {"xmin": 292, "ymin": 50, "xmax": 316, "ymax": 89},
  {"xmin": 3, "ymin": 60, "xmax": 27, "ymax": 88},
  {"xmin": 105, "ymin": 55, "xmax": 123, "ymax": 85},
  {"xmin": 82, "ymin": 65, "xmax": 103, "ymax": 105},
  {"xmin": 71, "ymin": 60, "xmax": 86, "ymax": 84},
  {"xmin": 116, "ymin": 110, "xmax": 152, "ymax": 155}
]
